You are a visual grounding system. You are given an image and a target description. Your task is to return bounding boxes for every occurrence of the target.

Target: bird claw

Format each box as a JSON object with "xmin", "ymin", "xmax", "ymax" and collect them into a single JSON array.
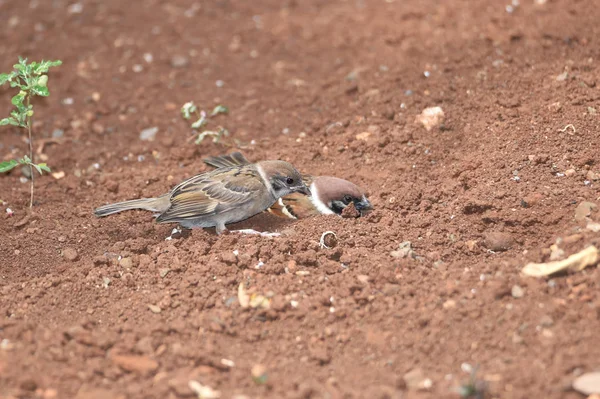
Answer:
[{"xmin": 231, "ymin": 229, "xmax": 281, "ymax": 238}]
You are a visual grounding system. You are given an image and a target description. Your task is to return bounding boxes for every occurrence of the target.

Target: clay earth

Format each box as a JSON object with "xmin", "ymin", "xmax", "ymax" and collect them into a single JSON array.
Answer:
[{"xmin": 1, "ymin": 0, "xmax": 600, "ymax": 398}]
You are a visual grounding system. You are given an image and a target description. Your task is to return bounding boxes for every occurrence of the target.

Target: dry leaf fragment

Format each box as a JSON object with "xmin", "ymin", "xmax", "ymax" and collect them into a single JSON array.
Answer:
[{"xmin": 522, "ymin": 245, "xmax": 599, "ymax": 277}]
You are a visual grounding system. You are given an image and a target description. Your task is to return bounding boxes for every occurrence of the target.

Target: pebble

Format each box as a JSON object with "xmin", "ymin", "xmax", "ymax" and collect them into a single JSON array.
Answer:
[
  {"xmin": 139, "ymin": 126, "xmax": 158, "ymax": 141},
  {"xmin": 483, "ymin": 232, "xmax": 514, "ymax": 252},
  {"xmin": 119, "ymin": 257, "xmax": 133, "ymax": 269},
  {"xmin": 403, "ymin": 368, "xmax": 432, "ymax": 390},
  {"xmin": 251, "ymin": 364, "xmax": 268, "ymax": 384},
  {"xmin": 62, "ymin": 248, "xmax": 78, "ymax": 262},
  {"xmin": 586, "ymin": 171, "xmax": 600, "ymax": 181},
  {"xmin": 540, "ymin": 315, "xmax": 554, "ymax": 327},
  {"xmin": 159, "ymin": 268, "xmax": 170, "ymax": 278},
  {"xmin": 573, "ymin": 372, "xmax": 600, "ymax": 395},
  {"xmin": 416, "ymin": 106, "xmax": 445, "ymax": 131},
  {"xmin": 575, "ymin": 201, "xmax": 597, "ymax": 221},
  {"xmin": 111, "ymin": 354, "xmax": 159, "ymax": 374},
  {"xmin": 170, "ymin": 55, "xmax": 189, "ymax": 68},
  {"xmin": 148, "ymin": 304, "xmax": 162, "ymax": 314},
  {"xmin": 511, "ymin": 285, "xmax": 524, "ymax": 298},
  {"xmin": 52, "ymin": 129, "xmax": 64, "ymax": 138}
]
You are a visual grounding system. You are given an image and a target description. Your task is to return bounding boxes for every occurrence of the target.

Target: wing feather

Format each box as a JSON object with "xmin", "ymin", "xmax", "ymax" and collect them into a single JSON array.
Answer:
[
  {"xmin": 156, "ymin": 166, "xmax": 264, "ymax": 224},
  {"xmin": 203, "ymin": 152, "xmax": 251, "ymax": 169}
]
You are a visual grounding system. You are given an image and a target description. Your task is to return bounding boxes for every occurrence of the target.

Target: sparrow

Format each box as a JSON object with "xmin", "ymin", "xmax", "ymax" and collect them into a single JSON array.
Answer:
[
  {"xmin": 203, "ymin": 152, "xmax": 372, "ymax": 219},
  {"xmin": 93, "ymin": 160, "xmax": 311, "ymax": 234}
]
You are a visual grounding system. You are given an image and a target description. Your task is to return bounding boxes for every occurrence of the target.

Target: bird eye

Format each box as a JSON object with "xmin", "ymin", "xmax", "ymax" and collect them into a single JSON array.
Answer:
[
  {"xmin": 343, "ymin": 195, "xmax": 353, "ymax": 204},
  {"xmin": 286, "ymin": 177, "xmax": 294, "ymax": 185}
]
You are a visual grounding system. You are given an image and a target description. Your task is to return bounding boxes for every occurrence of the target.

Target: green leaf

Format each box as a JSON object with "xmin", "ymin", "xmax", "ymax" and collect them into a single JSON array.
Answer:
[
  {"xmin": 11, "ymin": 92, "xmax": 26, "ymax": 110},
  {"xmin": 37, "ymin": 163, "xmax": 51, "ymax": 173},
  {"xmin": 210, "ymin": 105, "xmax": 229, "ymax": 116},
  {"xmin": 30, "ymin": 163, "xmax": 50, "ymax": 175},
  {"xmin": 0, "ymin": 117, "xmax": 20, "ymax": 127},
  {"xmin": 0, "ymin": 160, "xmax": 19, "ymax": 173},
  {"xmin": 32, "ymin": 85, "xmax": 49, "ymax": 97},
  {"xmin": 0, "ymin": 73, "xmax": 13, "ymax": 86},
  {"xmin": 34, "ymin": 60, "xmax": 62, "ymax": 74},
  {"xmin": 181, "ymin": 101, "xmax": 197, "ymax": 120}
]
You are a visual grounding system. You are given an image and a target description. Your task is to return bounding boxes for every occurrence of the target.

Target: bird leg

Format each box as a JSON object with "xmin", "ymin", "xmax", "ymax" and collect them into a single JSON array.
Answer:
[{"xmin": 230, "ymin": 229, "xmax": 281, "ymax": 238}]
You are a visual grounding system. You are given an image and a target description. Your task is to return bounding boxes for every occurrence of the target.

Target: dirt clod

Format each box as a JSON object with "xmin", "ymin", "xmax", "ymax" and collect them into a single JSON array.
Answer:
[
  {"xmin": 62, "ymin": 248, "xmax": 79, "ymax": 262},
  {"xmin": 111, "ymin": 354, "xmax": 159, "ymax": 375},
  {"xmin": 483, "ymin": 232, "xmax": 514, "ymax": 252}
]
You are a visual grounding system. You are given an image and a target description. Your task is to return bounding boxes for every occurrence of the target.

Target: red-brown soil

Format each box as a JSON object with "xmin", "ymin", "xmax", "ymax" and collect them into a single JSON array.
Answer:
[{"xmin": 2, "ymin": 0, "xmax": 600, "ymax": 398}]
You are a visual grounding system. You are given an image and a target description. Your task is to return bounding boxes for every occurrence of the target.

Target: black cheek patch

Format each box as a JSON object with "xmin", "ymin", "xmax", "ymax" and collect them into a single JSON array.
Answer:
[{"xmin": 330, "ymin": 200, "xmax": 346, "ymax": 214}]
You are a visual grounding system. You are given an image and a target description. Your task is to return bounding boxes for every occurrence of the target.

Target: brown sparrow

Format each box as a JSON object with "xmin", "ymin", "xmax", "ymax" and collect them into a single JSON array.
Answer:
[
  {"xmin": 94, "ymin": 160, "xmax": 310, "ymax": 234},
  {"xmin": 203, "ymin": 152, "xmax": 372, "ymax": 219}
]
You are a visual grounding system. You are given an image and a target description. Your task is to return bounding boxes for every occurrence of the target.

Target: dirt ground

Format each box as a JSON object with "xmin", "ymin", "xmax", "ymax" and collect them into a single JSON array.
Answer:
[{"xmin": 1, "ymin": 0, "xmax": 600, "ymax": 398}]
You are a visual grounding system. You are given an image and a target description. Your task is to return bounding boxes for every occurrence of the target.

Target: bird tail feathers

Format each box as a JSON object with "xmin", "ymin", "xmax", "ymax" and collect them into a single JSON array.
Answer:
[{"xmin": 94, "ymin": 197, "xmax": 165, "ymax": 217}]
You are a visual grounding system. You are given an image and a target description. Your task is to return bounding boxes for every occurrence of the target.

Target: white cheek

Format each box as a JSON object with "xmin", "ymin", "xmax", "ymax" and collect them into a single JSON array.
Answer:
[{"xmin": 309, "ymin": 182, "xmax": 335, "ymax": 215}]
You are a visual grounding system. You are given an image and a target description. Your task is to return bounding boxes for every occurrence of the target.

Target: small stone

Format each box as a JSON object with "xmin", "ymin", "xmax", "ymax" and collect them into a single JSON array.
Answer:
[
  {"xmin": 111, "ymin": 354, "xmax": 159, "ymax": 374},
  {"xmin": 148, "ymin": 304, "xmax": 162, "ymax": 314},
  {"xmin": 251, "ymin": 364, "xmax": 268, "ymax": 385},
  {"xmin": 511, "ymin": 285, "xmax": 524, "ymax": 298},
  {"xmin": 564, "ymin": 169, "xmax": 576, "ymax": 177},
  {"xmin": 171, "ymin": 55, "xmax": 189, "ymax": 68},
  {"xmin": 403, "ymin": 368, "xmax": 432, "ymax": 391},
  {"xmin": 140, "ymin": 126, "xmax": 158, "ymax": 141},
  {"xmin": 105, "ymin": 181, "xmax": 119, "ymax": 193},
  {"xmin": 0, "ymin": 339, "xmax": 14, "ymax": 351},
  {"xmin": 586, "ymin": 171, "xmax": 600, "ymax": 181},
  {"xmin": 159, "ymin": 268, "xmax": 170, "ymax": 278},
  {"xmin": 357, "ymin": 275, "xmax": 370, "ymax": 284},
  {"xmin": 92, "ymin": 122, "xmax": 105, "ymax": 134},
  {"xmin": 575, "ymin": 201, "xmax": 597, "ymax": 221},
  {"xmin": 483, "ymin": 232, "xmax": 514, "ymax": 252},
  {"xmin": 522, "ymin": 192, "xmax": 544, "ymax": 207},
  {"xmin": 62, "ymin": 248, "xmax": 78, "ymax": 262},
  {"xmin": 442, "ymin": 299, "xmax": 456, "ymax": 309},
  {"xmin": 556, "ymin": 71, "xmax": 568, "ymax": 81},
  {"xmin": 540, "ymin": 315, "xmax": 554, "ymax": 327},
  {"xmin": 52, "ymin": 129, "xmax": 64, "ymax": 138},
  {"xmin": 415, "ymin": 106, "xmax": 445, "ymax": 131},
  {"xmin": 355, "ymin": 132, "xmax": 371, "ymax": 141},
  {"xmin": 119, "ymin": 257, "xmax": 133, "ymax": 269},
  {"xmin": 390, "ymin": 241, "xmax": 418, "ymax": 259},
  {"xmin": 465, "ymin": 240, "xmax": 478, "ymax": 252},
  {"xmin": 573, "ymin": 372, "xmax": 600, "ymax": 395}
]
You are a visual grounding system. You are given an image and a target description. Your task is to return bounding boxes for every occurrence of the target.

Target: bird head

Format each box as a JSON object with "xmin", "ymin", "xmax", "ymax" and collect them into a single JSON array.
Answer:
[
  {"xmin": 310, "ymin": 176, "xmax": 372, "ymax": 216},
  {"xmin": 258, "ymin": 160, "xmax": 311, "ymax": 197}
]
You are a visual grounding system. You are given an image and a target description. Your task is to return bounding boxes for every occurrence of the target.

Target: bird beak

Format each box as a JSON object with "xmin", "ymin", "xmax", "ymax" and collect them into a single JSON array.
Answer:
[
  {"xmin": 294, "ymin": 184, "xmax": 311, "ymax": 196},
  {"xmin": 354, "ymin": 197, "xmax": 373, "ymax": 213}
]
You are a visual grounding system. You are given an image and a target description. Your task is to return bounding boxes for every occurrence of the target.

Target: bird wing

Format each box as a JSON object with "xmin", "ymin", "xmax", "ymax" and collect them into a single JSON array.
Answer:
[
  {"xmin": 204, "ymin": 152, "xmax": 313, "ymax": 184},
  {"xmin": 203, "ymin": 152, "xmax": 251, "ymax": 169},
  {"xmin": 156, "ymin": 166, "xmax": 264, "ymax": 223}
]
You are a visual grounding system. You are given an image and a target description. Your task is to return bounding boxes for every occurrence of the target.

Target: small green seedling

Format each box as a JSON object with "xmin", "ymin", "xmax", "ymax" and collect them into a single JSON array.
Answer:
[
  {"xmin": 181, "ymin": 101, "xmax": 232, "ymax": 145},
  {"xmin": 0, "ymin": 57, "xmax": 62, "ymax": 207},
  {"xmin": 456, "ymin": 365, "xmax": 487, "ymax": 399}
]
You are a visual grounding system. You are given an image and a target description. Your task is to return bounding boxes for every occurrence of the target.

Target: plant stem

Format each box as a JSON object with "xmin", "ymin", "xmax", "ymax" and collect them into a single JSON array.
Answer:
[{"xmin": 26, "ymin": 95, "xmax": 33, "ymax": 208}]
